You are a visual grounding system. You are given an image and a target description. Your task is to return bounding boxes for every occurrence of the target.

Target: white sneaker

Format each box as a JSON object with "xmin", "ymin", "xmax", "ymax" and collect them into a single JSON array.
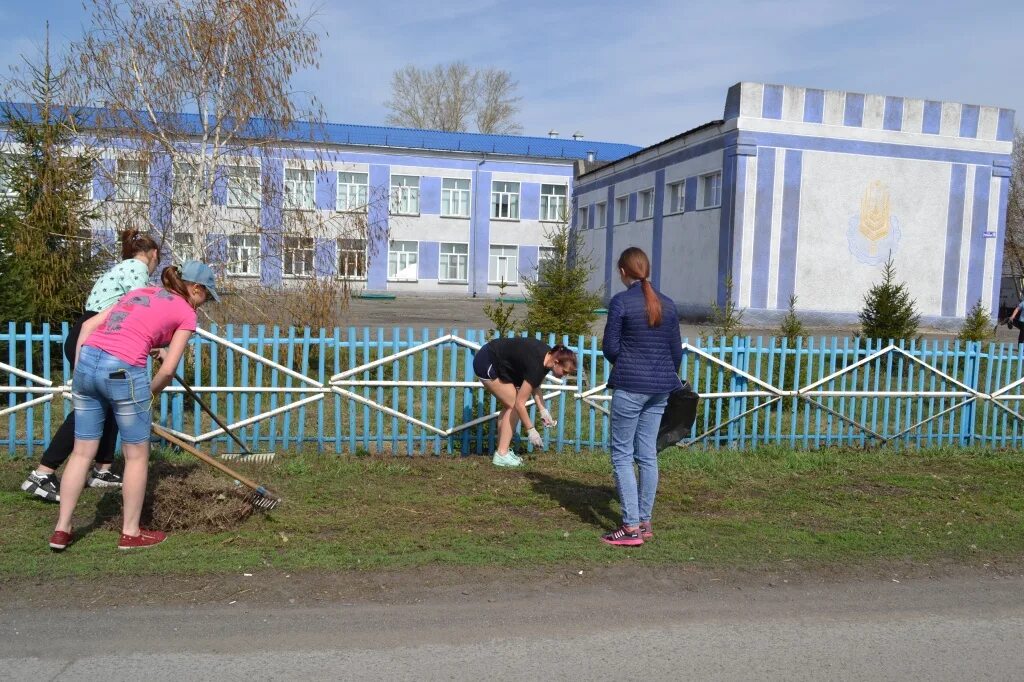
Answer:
[{"xmin": 492, "ymin": 451, "xmax": 523, "ymax": 468}]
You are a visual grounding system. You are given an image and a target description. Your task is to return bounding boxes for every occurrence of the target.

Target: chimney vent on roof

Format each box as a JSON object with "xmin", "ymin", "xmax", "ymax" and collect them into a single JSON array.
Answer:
[
  {"xmin": 586, "ymin": 150, "xmax": 595, "ymax": 163},
  {"xmin": 548, "ymin": 129, "xmax": 559, "ymax": 138},
  {"xmin": 572, "ymin": 131, "xmax": 584, "ymax": 140}
]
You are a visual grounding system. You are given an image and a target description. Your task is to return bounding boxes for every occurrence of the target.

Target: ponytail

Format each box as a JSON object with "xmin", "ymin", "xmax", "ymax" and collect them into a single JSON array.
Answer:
[
  {"xmin": 120, "ymin": 228, "xmax": 160, "ymax": 260},
  {"xmin": 617, "ymin": 247, "xmax": 662, "ymax": 327},
  {"xmin": 160, "ymin": 265, "xmax": 191, "ymax": 301},
  {"xmin": 549, "ymin": 344, "xmax": 578, "ymax": 373}
]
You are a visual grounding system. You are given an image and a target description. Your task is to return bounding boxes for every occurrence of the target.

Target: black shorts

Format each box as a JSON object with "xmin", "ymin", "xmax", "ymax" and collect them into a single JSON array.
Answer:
[{"xmin": 473, "ymin": 345, "xmax": 498, "ymax": 381}]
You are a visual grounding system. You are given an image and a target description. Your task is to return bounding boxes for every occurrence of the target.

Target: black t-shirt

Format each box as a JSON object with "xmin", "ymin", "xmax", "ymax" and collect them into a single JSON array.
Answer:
[{"xmin": 485, "ymin": 337, "xmax": 551, "ymax": 388}]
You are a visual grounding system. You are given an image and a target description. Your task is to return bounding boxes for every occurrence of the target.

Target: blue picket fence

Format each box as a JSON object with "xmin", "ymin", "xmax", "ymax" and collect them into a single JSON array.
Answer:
[{"xmin": 4, "ymin": 322, "xmax": 1024, "ymax": 457}]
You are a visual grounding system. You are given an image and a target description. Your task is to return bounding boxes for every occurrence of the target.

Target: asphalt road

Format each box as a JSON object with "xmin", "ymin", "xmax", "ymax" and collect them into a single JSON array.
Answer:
[{"xmin": 3, "ymin": 571, "xmax": 1022, "ymax": 681}]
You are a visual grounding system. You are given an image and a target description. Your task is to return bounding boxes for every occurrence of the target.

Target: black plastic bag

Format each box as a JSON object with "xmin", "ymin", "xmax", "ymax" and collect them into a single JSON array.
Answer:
[{"xmin": 657, "ymin": 382, "xmax": 700, "ymax": 452}]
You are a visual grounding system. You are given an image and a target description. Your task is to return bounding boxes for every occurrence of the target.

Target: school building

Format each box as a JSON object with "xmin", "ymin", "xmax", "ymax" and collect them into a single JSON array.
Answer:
[{"xmin": 573, "ymin": 82, "xmax": 1016, "ymax": 327}]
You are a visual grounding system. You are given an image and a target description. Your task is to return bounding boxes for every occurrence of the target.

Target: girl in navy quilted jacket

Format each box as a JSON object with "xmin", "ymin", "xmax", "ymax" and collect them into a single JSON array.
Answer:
[{"xmin": 600, "ymin": 247, "xmax": 682, "ymax": 546}]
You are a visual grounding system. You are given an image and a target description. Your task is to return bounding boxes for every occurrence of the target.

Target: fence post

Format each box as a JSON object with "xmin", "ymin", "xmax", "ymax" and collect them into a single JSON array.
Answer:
[
  {"xmin": 729, "ymin": 336, "xmax": 748, "ymax": 449},
  {"xmin": 960, "ymin": 341, "xmax": 980, "ymax": 446}
]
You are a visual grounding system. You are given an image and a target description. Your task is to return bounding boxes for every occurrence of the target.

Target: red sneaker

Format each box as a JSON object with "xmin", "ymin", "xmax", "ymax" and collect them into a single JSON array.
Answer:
[
  {"xmin": 600, "ymin": 525, "xmax": 644, "ymax": 547},
  {"xmin": 117, "ymin": 529, "xmax": 167, "ymax": 550},
  {"xmin": 639, "ymin": 521, "xmax": 653, "ymax": 540},
  {"xmin": 49, "ymin": 530, "xmax": 73, "ymax": 551}
]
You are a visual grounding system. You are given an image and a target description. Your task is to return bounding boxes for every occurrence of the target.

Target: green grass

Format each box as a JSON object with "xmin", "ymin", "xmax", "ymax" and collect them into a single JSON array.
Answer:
[{"xmin": 2, "ymin": 445, "xmax": 1023, "ymax": 579}]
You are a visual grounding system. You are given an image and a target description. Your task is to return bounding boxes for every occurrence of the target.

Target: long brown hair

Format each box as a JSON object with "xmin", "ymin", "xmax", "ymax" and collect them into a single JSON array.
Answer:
[
  {"xmin": 120, "ymin": 229, "xmax": 160, "ymax": 260},
  {"xmin": 549, "ymin": 344, "xmax": 578, "ymax": 373},
  {"xmin": 618, "ymin": 247, "xmax": 662, "ymax": 327},
  {"xmin": 160, "ymin": 265, "xmax": 191, "ymax": 301}
]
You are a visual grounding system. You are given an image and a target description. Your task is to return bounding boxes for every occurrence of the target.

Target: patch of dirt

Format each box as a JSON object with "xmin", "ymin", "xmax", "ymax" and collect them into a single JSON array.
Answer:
[{"xmin": 95, "ymin": 461, "xmax": 253, "ymax": 532}]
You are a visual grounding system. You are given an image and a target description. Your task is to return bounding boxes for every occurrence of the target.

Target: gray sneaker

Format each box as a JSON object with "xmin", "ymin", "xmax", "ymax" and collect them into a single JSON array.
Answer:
[{"xmin": 21, "ymin": 470, "xmax": 61, "ymax": 502}]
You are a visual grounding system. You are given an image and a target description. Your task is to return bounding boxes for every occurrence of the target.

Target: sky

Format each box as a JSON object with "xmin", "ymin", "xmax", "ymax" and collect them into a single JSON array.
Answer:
[{"xmin": 0, "ymin": 0, "xmax": 1021, "ymax": 147}]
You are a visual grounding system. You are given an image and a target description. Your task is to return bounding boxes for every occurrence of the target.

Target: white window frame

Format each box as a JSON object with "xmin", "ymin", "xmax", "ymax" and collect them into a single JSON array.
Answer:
[
  {"xmin": 337, "ymin": 171, "xmax": 368, "ymax": 212},
  {"xmin": 666, "ymin": 180, "xmax": 686, "ymax": 215},
  {"xmin": 169, "ymin": 231, "xmax": 199, "ymax": 262},
  {"xmin": 595, "ymin": 201, "xmax": 607, "ymax": 228},
  {"xmin": 172, "ymin": 161, "xmax": 208, "ymax": 207},
  {"xmin": 115, "ymin": 158, "xmax": 149, "ymax": 203},
  {"xmin": 283, "ymin": 235, "xmax": 315, "ymax": 278},
  {"xmin": 614, "ymin": 195, "xmax": 629, "ymax": 225},
  {"xmin": 284, "ymin": 167, "xmax": 315, "ymax": 211},
  {"xmin": 387, "ymin": 240, "xmax": 419, "ymax": 282},
  {"xmin": 699, "ymin": 171, "xmax": 722, "ymax": 209},
  {"xmin": 390, "ymin": 175, "xmax": 420, "ymax": 215},
  {"xmin": 441, "ymin": 177, "xmax": 471, "ymax": 218},
  {"xmin": 539, "ymin": 183, "xmax": 568, "ymax": 222},
  {"xmin": 577, "ymin": 205, "xmax": 589, "ymax": 230},
  {"xmin": 638, "ymin": 188, "xmax": 654, "ymax": 220},
  {"xmin": 488, "ymin": 244, "xmax": 519, "ymax": 285},
  {"xmin": 537, "ymin": 246, "xmax": 557, "ymax": 279},
  {"xmin": 227, "ymin": 164, "xmax": 261, "ymax": 209},
  {"xmin": 337, "ymin": 237, "xmax": 367, "ymax": 280},
  {"xmin": 438, "ymin": 242, "xmax": 469, "ymax": 283},
  {"xmin": 490, "ymin": 181, "xmax": 520, "ymax": 220},
  {"xmin": 226, "ymin": 233, "xmax": 261, "ymax": 277}
]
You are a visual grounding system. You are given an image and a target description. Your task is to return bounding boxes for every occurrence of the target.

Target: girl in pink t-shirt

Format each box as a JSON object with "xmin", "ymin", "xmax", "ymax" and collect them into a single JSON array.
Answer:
[{"xmin": 50, "ymin": 262, "xmax": 219, "ymax": 552}]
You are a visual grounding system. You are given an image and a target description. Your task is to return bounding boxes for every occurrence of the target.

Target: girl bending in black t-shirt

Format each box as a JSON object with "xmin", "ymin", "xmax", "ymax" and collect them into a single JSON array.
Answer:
[{"xmin": 473, "ymin": 338, "xmax": 577, "ymax": 467}]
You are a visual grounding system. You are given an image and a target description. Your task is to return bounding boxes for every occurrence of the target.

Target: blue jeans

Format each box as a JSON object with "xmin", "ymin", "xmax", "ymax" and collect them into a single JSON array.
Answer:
[
  {"xmin": 72, "ymin": 346, "xmax": 153, "ymax": 444},
  {"xmin": 609, "ymin": 389, "xmax": 669, "ymax": 527}
]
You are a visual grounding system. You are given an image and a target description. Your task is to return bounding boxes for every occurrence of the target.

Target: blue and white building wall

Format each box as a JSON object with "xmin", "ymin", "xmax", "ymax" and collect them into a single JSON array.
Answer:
[{"xmin": 575, "ymin": 82, "xmax": 1015, "ymax": 327}]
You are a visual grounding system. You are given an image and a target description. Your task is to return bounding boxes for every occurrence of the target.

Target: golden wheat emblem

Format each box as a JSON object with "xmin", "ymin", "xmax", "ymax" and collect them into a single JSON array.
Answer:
[{"xmin": 857, "ymin": 181, "xmax": 891, "ymax": 256}]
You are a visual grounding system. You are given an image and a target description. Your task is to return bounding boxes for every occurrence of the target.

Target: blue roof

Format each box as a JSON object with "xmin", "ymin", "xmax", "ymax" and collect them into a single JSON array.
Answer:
[{"xmin": 1, "ymin": 102, "xmax": 641, "ymax": 162}]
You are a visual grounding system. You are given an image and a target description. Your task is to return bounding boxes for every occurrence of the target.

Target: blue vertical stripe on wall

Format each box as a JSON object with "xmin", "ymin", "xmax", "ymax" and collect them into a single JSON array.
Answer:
[
  {"xmin": 882, "ymin": 97, "xmax": 904, "ymax": 132},
  {"xmin": 761, "ymin": 84, "xmax": 784, "ymax": 119},
  {"xmin": 471, "ymin": 169, "xmax": 492, "ymax": 295},
  {"xmin": 843, "ymin": 93, "xmax": 865, "ymax": 127},
  {"xmin": 651, "ymin": 169, "xmax": 666, "ymax": 289},
  {"xmin": 940, "ymin": 164, "xmax": 968, "ymax": 316},
  {"xmin": 684, "ymin": 177, "xmax": 698, "ymax": 212},
  {"xmin": 749, "ymin": 147, "xmax": 777, "ymax": 308},
  {"xmin": 997, "ymin": 109, "xmax": 1016, "ymax": 142},
  {"xmin": 959, "ymin": 105, "xmax": 980, "ymax": 139},
  {"xmin": 149, "ymin": 154, "xmax": 172, "ymax": 234},
  {"xmin": 315, "ymin": 171, "xmax": 336, "ymax": 211},
  {"xmin": 991, "ymin": 176, "xmax": 1012, "ymax": 314},
  {"xmin": 716, "ymin": 148, "xmax": 738, "ymax": 307},
  {"xmin": 418, "ymin": 241, "xmax": 439, "ymax": 279},
  {"xmin": 94, "ymin": 159, "xmax": 116, "ymax": 201},
  {"xmin": 520, "ymin": 182, "xmax": 540, "ymax": 220},
  {"xmin": 803, "ymin": 89, "xmax": 824, "ymax": 123},
  {"xmin": 518, "ymin": 244, "xmax": 539, "ymax": 282},
  {"xmin": 724, "ymin": 84, "xmax": 742, "ymax": 120},
  {"xmin": 776, "ymin": 150, "xmax": 803, "ymax": 308},
  {"xmin": 206, "ymin": 233, "xmax": 227, "ymax": 271},
  {"xmin": 965, "ymin": 166, "xmax": 991, "ymax": 308},
  {"xmin": 604, "ymin": 185, "xmax": 615, "ymax": 298},
  {"xmin": 368, "ymin": 164, "xmax": 391, "ymax": 290},
  {"xmin": 314, "ymin": 238, "xmax": 337, "ymax": 277},
  {"xmin": 212, "ymin": 165, "xmax": 228, "ymax": 205},
  {"xmin": 923, "ymin": 101, "xmax": 942, "ymax": 135},
  {"xmin": 627, "ymin": 192, "xmax": 637, "ymax": 222},
  {"xmin": 419, "ymin": 176, "xmax": 441, "ymax": 214},
  {"xmin": 260, "ymin": 158, "xmax": 284, "ymax": 287}
]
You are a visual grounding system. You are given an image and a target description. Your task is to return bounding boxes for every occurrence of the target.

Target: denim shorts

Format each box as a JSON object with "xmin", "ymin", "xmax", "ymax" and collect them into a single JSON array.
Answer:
[{"xmin": 72, "ymin": 345, "xmax": 153, "ymax": 444}]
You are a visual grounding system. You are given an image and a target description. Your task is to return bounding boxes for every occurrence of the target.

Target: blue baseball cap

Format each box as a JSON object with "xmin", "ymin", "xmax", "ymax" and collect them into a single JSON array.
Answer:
[{"xmin": 180, "ymin": 260, "xmax": 221, "ymax": 302}]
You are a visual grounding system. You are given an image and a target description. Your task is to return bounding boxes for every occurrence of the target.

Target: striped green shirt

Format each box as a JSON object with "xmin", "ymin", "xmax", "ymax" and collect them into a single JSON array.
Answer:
[{"xmin": 84, "ymin": 259, "xmax": 150, "ymax": 312}]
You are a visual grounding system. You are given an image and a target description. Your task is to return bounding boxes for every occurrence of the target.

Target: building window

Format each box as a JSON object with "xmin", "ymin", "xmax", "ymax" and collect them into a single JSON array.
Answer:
[
  {"xmin": 168, "ymin": 231, "xmax": 199, "ymax": 262},
  {"xmin": 614, "ymin": 195, "xmax": 629, "ymax": 224},
  {"xmin": 667, "ymin": 180, "xmax": 685, "ymax": 214},
  {"xmin": 284, "ymin": 168, "xmax": 315, "ymax": 211},
  {"xmin": 490, "ymin": 181, "xmax": 520, "ymax": 220},
  {"xmin": 700, "ymin": 171, "xmax": 722, "ymax": 209},
  {"xmin": 537, "ymin": 246, "xmax": 557, "ymax": 278},
  {"xmin": 441, "ymin": 178, "xmax": 471, "ymax": 218},
  {"xmin": 488, "ymin": 244, "xmax": 518, "ymax": 284},
  {"xmin": 115, "ymin": 159, "xmax": 148, "ymax": 203},
  {"xmin": 0, "ymin": 154, "xmax": 15, "ymax": 201},
  {"xmin": 577, "ymin": 205, "xmax": 589, "ymax": 230},
  {"xmin": 540, "ymin": 184, "xmax": 567, "ymax": 222},
  {"xmin": 337, "ymin": 171, "xmax": 368, "ymax": 212},
  {"xmin": 173, "ymin": 161, "xmax": 207, "ymax": 206},
  {"xmin": 226, "ymin": 234, "xmax": 260, "ymax": 277},
  {"xmin": 390, "ymin": 175, "xmax": 420, "ymax": 215},
  {"xmin": 439, "ymin": 242, "xmax": 468, "ymax": 282},
  {"xmin": 283, "ymin": 236, "xmax": 314, "ymax": 277},
  {"xmin": 638, "ymin": 188, "xmax": 654, "ymax": 220},
  {"xmin": 338, "ymin": 238, "xmax": 367, "ymax": 279},
  {"xmin": 388, "ymin": 240, "xmax": 418, "ymax": 281},
  {"xmin": 227, "ymin": 165, "xmax": 261, "ymax": 208},
  {"xmin": 595, "ymin": 201, "xmax": 607, "ymax": 228}
]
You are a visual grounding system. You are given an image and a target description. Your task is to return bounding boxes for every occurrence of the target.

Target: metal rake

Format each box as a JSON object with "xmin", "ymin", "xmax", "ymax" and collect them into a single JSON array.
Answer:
[{"xmin": 173, "ymin": 371, "xmax": 275, "ymax": 463}]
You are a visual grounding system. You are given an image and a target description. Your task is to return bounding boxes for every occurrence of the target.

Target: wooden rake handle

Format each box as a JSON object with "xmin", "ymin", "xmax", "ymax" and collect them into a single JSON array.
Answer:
[
  {"xmin": 172, "ymin": 371, "xmax": 255, "ymax": 457},
  {"xmin": 152, "ymin": 423, "xmax": 277, "ymax": 497}
]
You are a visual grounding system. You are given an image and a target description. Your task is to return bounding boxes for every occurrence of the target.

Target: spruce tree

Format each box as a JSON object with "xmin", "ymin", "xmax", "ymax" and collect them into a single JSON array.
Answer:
[
  {"xmin": 778, "ymin": 294, "xmax": 805, "ymax": 343},
  {"xmin": 858, "ymin": 257, "xmax": 920, "ymax": 341},
  {"xmin": 956, "ymin": 299, "xmax": 994, "ymax": 342}
]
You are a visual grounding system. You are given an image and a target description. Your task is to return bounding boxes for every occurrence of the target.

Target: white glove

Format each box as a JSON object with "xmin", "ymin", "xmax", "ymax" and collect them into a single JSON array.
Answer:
[
  {"xmin": 527, "ymin": 427, "xmax": 544, "ymax": 449},
  {"xmin": 539, "ymin": 406, "xmax": 556, "ymax": 428}
]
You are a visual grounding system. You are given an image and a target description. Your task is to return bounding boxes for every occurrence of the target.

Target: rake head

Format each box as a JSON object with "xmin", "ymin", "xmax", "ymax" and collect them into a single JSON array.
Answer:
[
  {"xmin": 244, "ymin": 487, "xmax": 282, "ymax": 511},
  {"xmin": 220, "ymin": 452, "xmax": 276, "ymax": 463}
]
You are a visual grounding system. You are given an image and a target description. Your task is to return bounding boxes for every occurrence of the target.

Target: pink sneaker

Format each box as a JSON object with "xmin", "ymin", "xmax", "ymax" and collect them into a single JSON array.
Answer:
[
  {"xmin": 600, "ymin": 525, "xmax": 644, "ymax": 547},
  {"xmin": 639, "ymin": 521, "xmax": 653, "ymax": 540},
  {"xmin": 49, "ymin": 530, "xmax": 73, "ymax": 551},
  {"xmin": 118, "ymin": 529, "xmax": 167, "ymax": 550}
]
